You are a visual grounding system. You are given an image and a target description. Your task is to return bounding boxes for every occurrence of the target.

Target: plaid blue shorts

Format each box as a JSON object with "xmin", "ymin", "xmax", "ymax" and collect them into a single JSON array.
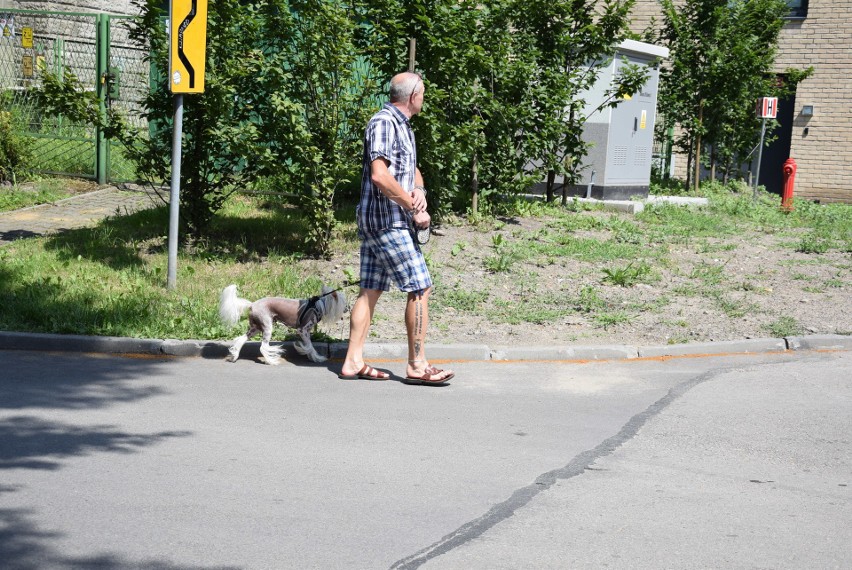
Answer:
[{"xmin": 359, "ymin": 228, "xmax": 432, "ymax": 293}]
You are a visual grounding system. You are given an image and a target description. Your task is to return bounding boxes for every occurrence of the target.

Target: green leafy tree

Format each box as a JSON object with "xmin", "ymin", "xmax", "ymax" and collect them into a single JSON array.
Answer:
[
  {"xmin": 113, "ymin": 0, "xmax": 288, "ymax": 236},
  {"xmin": 359, "ymin": 0, "xmax": 647, "ymax": 213},
  {"xmin": 512, "ymin": 0, "xmax": 650, "ymax": 204},
  {"xmin": 359, "ymin": 0, "xmax": 524, "ymax": 215},
  {"xmin": 657, "ymin": 0, "xmax": 809, "ymax": 189},
  {"xmin": 29, "ymin": 0, "xmax": 654, "ymax": 251},
  {"xmin": 215, "ymin": 0, "xmax": 379, "ymax": 253},
  {"xmin": 32, "ymin": 0, "xmax": 376, "ymax": 255}
]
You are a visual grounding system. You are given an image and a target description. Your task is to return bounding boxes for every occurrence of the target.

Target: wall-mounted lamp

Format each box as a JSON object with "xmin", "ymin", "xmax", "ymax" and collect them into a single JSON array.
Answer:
[{"xmin": 802, "ymin": 105, "xmax": 814, "ymax": 117}]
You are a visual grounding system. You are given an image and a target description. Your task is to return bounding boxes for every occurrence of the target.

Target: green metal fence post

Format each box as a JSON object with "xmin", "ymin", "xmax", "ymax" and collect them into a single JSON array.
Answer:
[{"xmin": 95, "ymin": 13, "xmax": 108, "ymax": 184}]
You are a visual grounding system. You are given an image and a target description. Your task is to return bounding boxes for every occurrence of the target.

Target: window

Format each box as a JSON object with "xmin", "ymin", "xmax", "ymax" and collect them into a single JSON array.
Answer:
[{"xmin": 785, "ymin": 0, "xmax": 808, "ymax": 18}]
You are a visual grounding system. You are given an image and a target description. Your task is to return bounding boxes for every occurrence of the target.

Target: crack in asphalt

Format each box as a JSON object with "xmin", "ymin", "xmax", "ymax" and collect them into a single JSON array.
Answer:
[{"xmin": 389, "ymin": 365, "xmax": 735, "ymax": 569}]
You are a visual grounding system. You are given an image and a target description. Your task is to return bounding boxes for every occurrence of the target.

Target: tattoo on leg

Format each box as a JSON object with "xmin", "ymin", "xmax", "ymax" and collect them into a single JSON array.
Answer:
[{"xmin": 413, "ymin": 296, "xmax": 423, "ymax": 358}]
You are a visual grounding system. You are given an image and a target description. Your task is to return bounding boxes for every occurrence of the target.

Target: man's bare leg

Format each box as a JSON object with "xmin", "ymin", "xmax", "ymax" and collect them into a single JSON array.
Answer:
[
  {"xmin": 405, "ymin": 287, "xmax": 453, "ymax": 380},
  {"xmin": 341, "ymin": 288, "xmax": 382, "ymax": 377}
]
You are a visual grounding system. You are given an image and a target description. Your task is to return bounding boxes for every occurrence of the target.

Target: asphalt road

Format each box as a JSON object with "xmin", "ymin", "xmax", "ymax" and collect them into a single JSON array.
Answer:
[{"xmin": 1, "ymin": 349, "xmax": 850, "ymax": 569}]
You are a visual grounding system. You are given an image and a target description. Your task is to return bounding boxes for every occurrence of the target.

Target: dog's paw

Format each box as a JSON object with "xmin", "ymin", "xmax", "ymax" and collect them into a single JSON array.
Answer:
[
  {"xmin": 308, "ymin": 354, "xmax": 328, "ymax": 363},
  {"xmin": 225, "ymin": 355, "xmax": 238, "ymax": 363}
]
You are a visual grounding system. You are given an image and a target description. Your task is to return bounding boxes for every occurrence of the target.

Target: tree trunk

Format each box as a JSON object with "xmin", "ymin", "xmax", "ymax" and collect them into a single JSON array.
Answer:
[
  {"xmin": 710, "ymin": 145, "xmax": 716, "ymax": 182},
  {"xmin": 686, "ymin": 140, "xmax": 694, "ymax": 192},
  {"xmin": 693, "ymin": 104, "xmax": 703, "ymax": 193},
  {"xmin": 561, "ymin": 154, "xmax": 573, "ymax": 206},
  {"xmin": 471, "ymin": 152, "xmax": 479, "ymax": 214},
  {"xmin": 546, "ymin": 169, "xmax": 556, "ymax": 203}
]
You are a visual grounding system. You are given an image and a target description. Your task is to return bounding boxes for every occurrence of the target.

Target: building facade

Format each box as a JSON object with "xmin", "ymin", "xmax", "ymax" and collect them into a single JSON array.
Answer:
[{"xmin": 628, "ymin": 0, "xmax": 852, "ymax": 203}]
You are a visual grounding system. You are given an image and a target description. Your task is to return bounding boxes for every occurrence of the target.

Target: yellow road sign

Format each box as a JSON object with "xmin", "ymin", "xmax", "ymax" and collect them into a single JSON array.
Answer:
[{"xmin": 169, "ymin": 0, "xmax": 207, "ymax": 93}]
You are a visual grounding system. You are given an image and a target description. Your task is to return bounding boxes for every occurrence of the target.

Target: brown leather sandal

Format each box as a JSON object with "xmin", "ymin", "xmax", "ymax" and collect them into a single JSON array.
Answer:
[
  {"xmin": 338, "ymin": 364, "xmax": 390, "ymax": 381},
  {"xmin": 404, "ymin": 366, "xmax": 454, "ymax": 385}
]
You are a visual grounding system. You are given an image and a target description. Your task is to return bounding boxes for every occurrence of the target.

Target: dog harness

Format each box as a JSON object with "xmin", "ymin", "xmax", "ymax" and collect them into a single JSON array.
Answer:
[{"xmin": 296, "ymin": 296, "xmax": 321, "ymax": 329}]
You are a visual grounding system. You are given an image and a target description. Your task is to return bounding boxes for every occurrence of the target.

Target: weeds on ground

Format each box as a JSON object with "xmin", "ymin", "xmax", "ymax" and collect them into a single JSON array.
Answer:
[
  {"xmin": 1, "ymin": 181, "xmax": 850, "ymax": 341},
  {"xmin": 764, "ymin": 316, "xmax": 805, "ymax": 337},
  {"xmin": 0, "ymin": 179, "xmax": 74, "ymax": 212},
  {"xmin": 602, "ymin": 262, "xmax": 653, "ymax": 287}
]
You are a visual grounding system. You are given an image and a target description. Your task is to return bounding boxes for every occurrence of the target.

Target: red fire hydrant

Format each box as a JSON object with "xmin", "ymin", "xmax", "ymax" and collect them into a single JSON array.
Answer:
[{"xmin": 782, "ymin": 158, "xmax": 797, "ymax": 212}]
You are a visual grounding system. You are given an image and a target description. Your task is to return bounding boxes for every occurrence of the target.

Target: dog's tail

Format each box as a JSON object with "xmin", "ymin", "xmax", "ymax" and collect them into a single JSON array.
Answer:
[{"xmin": 219, "ymin": 284, "xmax": 253, "ymax": 326}]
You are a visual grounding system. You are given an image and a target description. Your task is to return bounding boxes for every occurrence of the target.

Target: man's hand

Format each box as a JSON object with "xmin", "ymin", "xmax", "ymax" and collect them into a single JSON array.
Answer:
[
  {"xmin": 412, "ymin": 210, "xmax": 431, "ymax": 229},
  {"xmin": 411, "ymin": 187, "xmax": 428, "ymax": 213}
]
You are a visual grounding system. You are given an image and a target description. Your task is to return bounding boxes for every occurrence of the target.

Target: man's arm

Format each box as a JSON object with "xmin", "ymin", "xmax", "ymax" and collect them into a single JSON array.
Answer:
[
  {"xmin": 411, "ymin": 167, "xmax": 427, "ymax": 213},
  {"xmin": 371, "ymin": 158, "xmax": 418, "ymax": 212}
]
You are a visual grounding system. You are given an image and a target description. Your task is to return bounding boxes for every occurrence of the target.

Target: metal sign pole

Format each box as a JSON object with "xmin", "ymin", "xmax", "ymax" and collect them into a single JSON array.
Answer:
[
  {"xmin": 166, "ymin": 0, "xmax": 207, "ymax": 288},
  {"xmin": 167, "ymin": 93, "xmax": 183, "ymax": 289},
  {"xmin": 753, "ymin": 117, "xmax": 766, "ymax": 200}
]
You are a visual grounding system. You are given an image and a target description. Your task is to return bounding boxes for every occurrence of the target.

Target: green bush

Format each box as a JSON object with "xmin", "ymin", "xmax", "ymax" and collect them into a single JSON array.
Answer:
[{"xmin": 0, "ymin": 96, "xmax": 33, "ymax": 184}]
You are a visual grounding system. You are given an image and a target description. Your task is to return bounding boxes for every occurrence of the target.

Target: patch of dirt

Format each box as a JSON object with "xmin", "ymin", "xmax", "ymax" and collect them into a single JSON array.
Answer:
[
  {"xmin": 312, "ymin": 211, "xmax": 851, "ymax": 349},
  {"xmin": 16, "ymin": 178, "xmax": 101, "ymax": 195},
  {"xmin": 60, "ymin": 179, "xmax": 102, "ymax": 195}
]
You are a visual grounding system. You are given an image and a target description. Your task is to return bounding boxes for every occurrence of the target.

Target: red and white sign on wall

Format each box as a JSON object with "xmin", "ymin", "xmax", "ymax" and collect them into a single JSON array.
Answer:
[{"xmin": 756, "ymin": 97, "xmax": 779, "ymax": 119}]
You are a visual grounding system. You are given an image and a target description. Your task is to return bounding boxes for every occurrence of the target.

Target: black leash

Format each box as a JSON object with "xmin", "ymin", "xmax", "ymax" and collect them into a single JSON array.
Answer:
[
  {"xmin": 318, "ymin": 279, "xmax": 361, "ymax": 299},
  {"xmin": 300, "ymin": 280, "xmax": 361, "ymax": 325}
]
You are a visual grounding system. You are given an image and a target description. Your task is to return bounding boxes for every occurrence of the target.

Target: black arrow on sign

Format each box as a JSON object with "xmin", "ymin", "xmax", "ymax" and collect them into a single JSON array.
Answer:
[{"xmin": 177, "ymin": 0, "xmax": 197, "ymax": 88}]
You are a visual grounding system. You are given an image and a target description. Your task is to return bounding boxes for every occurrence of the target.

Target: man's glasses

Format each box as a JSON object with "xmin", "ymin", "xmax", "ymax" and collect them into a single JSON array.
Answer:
[{"xmin": 410, "ymin": 73, "xmax": 423, "ymax": 98}]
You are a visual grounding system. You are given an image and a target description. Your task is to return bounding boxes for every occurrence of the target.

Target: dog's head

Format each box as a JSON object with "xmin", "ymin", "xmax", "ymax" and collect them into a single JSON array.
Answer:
[{"xmin": 318, "ymin": 285, "xmax": 348, "ymax": 325}]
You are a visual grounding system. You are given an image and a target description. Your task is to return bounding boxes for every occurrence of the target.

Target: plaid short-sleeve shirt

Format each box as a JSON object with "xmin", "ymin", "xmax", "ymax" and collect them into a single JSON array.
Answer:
[{"xmin": 357, "ymin": 103, "xmax": 417, "ymax": 234}]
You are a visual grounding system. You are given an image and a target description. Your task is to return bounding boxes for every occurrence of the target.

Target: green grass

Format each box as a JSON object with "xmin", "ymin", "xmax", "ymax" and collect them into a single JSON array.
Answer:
[
  {"xmin": 712, "ymin": 293, "xmax": 758, "ymax": 319},
  {"xmin": 0, "ymin": 195, "xmax": 332, "ymax": 340},
  {"xmin": 436, "ymin": 288, "xmax": 490, "ymax": 312},
  {"xmin": 487, "ymin": 295, "xmax": 571, "ymax": 325},
  {"xmin": 764, "ymin": 316, "xmax": 805, "ymax": 338},
  {"xmin": 795, "ymin": 232, "xmax": 831, "ymax": 254},
  {"xmin": 574, "ymin": 285, "xmax": 606, "ymax": 313},
  {"xmin": 641, "ymin": 183, "xmax": 852, "ymax": 252},
  {"xmin": 1, "ymin": 180, "xmax": 850, "ymax": 341},
  {"xmin": 690, "ymin": 261, "xmax": 727, "ymax": 286},
  {"xmin": 593, "ymin": 311, "xmax": 635, "ymax": 329},
  {"xmin": 0, "ymin": 179, "xmax": 74, "ymax": 212},
  {"xmin": 602, "ymin": 262, "xmax": 653, "ymax": 287}
]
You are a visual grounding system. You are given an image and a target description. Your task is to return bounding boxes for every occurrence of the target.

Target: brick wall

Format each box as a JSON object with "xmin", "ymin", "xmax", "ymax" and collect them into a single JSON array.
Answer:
[
  {"xmin": 628, "ymin": 0, "xmax": 852, "ymax": 203},
  {"xmin": 777, "ymin": 2, "xmax": 852, "ymax": 203},
  {"xmin": 6, "ymin": 0, "xmax": 139, "ymax": 16}
]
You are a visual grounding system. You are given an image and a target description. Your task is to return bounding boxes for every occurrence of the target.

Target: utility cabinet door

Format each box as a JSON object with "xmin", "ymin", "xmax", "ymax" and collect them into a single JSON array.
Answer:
[{"xmin": 605, "ymin": 54, "xmax": 659, "ymax": 187}]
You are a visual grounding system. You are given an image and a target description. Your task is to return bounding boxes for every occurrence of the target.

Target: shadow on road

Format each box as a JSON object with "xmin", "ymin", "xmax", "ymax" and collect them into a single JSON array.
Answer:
[
  {"xmin": 3, "ymin": 351, "xmax": 171, "ymax": 410},
  {"xmin": 1, "ymin": 508, "xmax": 239, "ymax": 570},
  {"xmin": 0, "ymin": 416, "xmax": 190, "ymax": 471},
  {"xmin": 0, "ymin": 351, "xmax": 207, "ymax": 569}
]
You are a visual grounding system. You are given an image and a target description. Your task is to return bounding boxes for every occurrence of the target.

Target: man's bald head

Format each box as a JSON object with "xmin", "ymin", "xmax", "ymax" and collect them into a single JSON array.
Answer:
[{"xmin": 389, "ymin": 72, "xmax": 422, "ymax": 103}]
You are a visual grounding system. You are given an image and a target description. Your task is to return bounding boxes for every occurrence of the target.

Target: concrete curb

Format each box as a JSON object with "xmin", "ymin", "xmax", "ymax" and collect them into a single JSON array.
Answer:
[
  {"xmin": 0, "ymin": 331, "xmax": 164, "ymax": 354},
  {"xmin": 637, "ymin": 338, "xmax": 788, "ymax": 358},
  {"xmin": 490, "ymin": 344, "xmax": 639, "ymax": 361},
  {"xmin": 519, "ymin": 195, "xmax": 709, "ymax": 216},
  {"xmin": 2, "ymin": 331, "xmax": 850, "ymax": 362},
  {"xmin": 785, "ymin": 334, "xmax": 852, "ymax": 351}
]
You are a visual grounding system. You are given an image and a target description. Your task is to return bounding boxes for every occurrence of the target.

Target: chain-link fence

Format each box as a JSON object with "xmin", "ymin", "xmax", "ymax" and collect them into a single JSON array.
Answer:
[{"xmin": 0, "ymin": 9, "xmax": 148, "ymax": 182}]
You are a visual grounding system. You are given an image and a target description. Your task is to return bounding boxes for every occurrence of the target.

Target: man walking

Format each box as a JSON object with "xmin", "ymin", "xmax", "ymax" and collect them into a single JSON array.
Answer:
[{"xmin": 338, "ymin": 72, "xmax": 454, "ymax": 385}]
